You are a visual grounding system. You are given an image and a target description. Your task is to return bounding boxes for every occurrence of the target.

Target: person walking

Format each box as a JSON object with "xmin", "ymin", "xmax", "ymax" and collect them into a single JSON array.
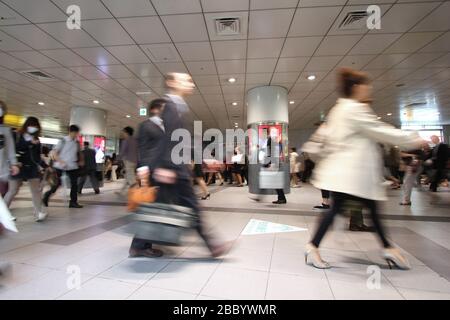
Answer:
[
  {"xmin": 117, "ymin": 127, "xmax": 137, "ymax": 195},
  {"xmin": 304, "ymin": 68, "xmax": 423, "ymax": 270},
  {"xmin": 427, "ymin": 135, "xmax": 448, "ymax": 192},
  {"xmin": 289, "ymin": 147, "xmax": 301, "ymax": 187},
  {"xmin": 78, "ymin": 141, "xmax": 100, "ymax": 195},
  {"xmin": 4, "ymin": 117, "xmax": 48, "ymax": 222},
  {"xmin": 43, "ymin": 125, "xmax": 83, "ymax": 208},
  {"xmin": 0, "ymin": 101, "xmax": 19, "ymax": 198}
]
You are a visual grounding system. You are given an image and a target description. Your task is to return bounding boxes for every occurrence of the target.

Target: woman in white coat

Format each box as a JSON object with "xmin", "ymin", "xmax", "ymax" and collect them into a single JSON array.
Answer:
[{"xmin": 304, "ymin": 68, "xmax": 423, "ymax": 270}]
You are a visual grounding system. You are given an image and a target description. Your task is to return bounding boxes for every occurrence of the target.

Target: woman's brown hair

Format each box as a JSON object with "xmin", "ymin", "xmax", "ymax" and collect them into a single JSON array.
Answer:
[{"xmin": 338, "ymin": 67, "xmax": 370, "ymax": 98}]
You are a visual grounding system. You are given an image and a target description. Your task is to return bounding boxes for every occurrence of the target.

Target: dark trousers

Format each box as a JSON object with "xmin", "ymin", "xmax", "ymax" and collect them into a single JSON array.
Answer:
[
  {"xmin": 311, "ymin": 192, "xmax": 390, "ymax": 248},
  {"xmin": 276, "ymin": 189, "xmax": 286, "ymax": 201},
  {"xmin": 43, "ymin": 169, "xmax": 79, "ymax": 205},
  {"xmin": 321, "ymin": 189, "xmax": 330, "ymax": 199},
  {"xmin": 131, "ymin": 177, "xmax": 214, "ymax": 251},
  {"xmin": 430, "ymin": 168, "xmax": 445, "ymax": 192},
  {"xmin": 78, "ymin": 169, "xmax": 99, "ymax": 193}
]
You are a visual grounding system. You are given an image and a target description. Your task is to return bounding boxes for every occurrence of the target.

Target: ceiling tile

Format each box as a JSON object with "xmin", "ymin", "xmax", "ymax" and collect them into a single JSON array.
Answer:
[
  {"xmin": 97, "ymin": 65, "xmax": 135, "ymax": 78},
  {"xmin": 349, "ymin": 34, "xmax": 402, "ymax": 55},
  {"xmin": 192, "ymin": 75, "xmax": 220, "ymax": 86},
  {"xmin": 126, "ymin": 64, "xmax": 162, "ymax": 78},
  {"xmin": 371, "ymin": 2, "xmax": 440, "ymax": 34},
  {"xmin": 315, "ymin": 35, "xmax": 362, "ymax": 56},
  {"xmin": 299, "ymin": 0, "xmax": 347, "ymax": 6},
  {"xmin": 12, "ymin": 50, "xmax": 61, "ymax": 68},
  {"xmin": 186, "ymin": 61, "xmax": 217, "ymax": 75},
  {"xmin": 2, "ymin": 0, "xmax": 66, "ymax": 23},
  {"xmin": 211, "ymin": 40, "xmax": 246, "ymax": 60},
  {"xmin": 275, "ymin": 57, "xmax": 309, "ymax": 72},
  {"xmin": 412, "ymin": 2, "xmax": 450, "ymax": 32},
  {"xmin": 247, "ymin": 38, "xmax": 284, "ymax": 59},
  {"xmin": 0, "ymin": 52, "xmax": 34, "ymax": 70},
  {"xmin": 392, "ymin": 53, "xmax": 445, "ymax": 69},
  {"xmin": 152, "ymin": 0, "xmax": 202, "ymax": 15},
  {"xmin": 383, "ymin": 32, "xmax": 442, "ymax": 54},
  {"xmin": 38, "ymin": 22, "xmax": 99, "ymax": 48},
  {"xmin": 419, "ymin": 32, "xmax": 450, "ymax": 53},
  {"xmin": 245, "ymin": 73, "xmax": 272, "ymax": 84},
  {"xmin": 271, "ymin": 72, "xmax": 299, "ymax": 83},
  {"xmin": 154, "ymin": 62, "xmax": 189, "ymax": 74},
  {"xmin": 246, "ymin": 58, "xmax": 277, "ymax": 73},
  {"xmin": 141, "ymin": 43, "xmax": 182, "ymax": 62},
  {"xmin": 70, "ymin": 66, "xmax": 109, "ymax": 80},
  {"xmin": 304, "ymin": 56, "xmax": 342, "ymax": 72},
  {"xmin": 204, "ymin": 11, "xmax": 249, "ymax": 41},
  {"xmin": 81, "ymin": 19, "xmax": 134, "ymax": 46},
  {"xmin": 216, "ymin": 60, "xmax": 246, "ymax": 74},
  {"xmin": 40, "ymin": 49, "xmax": 90, "ymax": 67},
  {"xmin": 0, "ymin": 2, "xmax": 29, "ymax": 26},
  {"xmin": 337, "ymin": 55, "xmax": 376, "ymax": 70},
  {"xmin": 364, "ymin": 54, "xmax": 409, "ymax": 69},
  {"xmin": 73, "ymin": 47, "xmax": 121, "ymax": 65},
  {"xmin": 281, "ymin": 37, "xmax": 323, "ymax": 57},
  {"xmin": 176, "ymin": 42, "xmax": 213, "ymax": 61},
  {"xmin": 161, "ymin": 14, "xmax": 209, "ymax": 42},
  {"xmin": 105, "ymin": 45, "xmax": 150, "ymax": 64},
  {"xmin": 289, "ymin": 6, "xmax": 342, "ymax": 37},
  {"xmin": 0, "ymin": 31, "xmax": 32, "ymax": 51},
  {"xmin": 1, "ymin": 25, "xmax": 65, "ymax": 50},
  {"xmin": 52, "ymin": 0, "xmax": 112, "ymax": 19},
  {"xmin": 201, "ymin": 0, "xmax": 249, "ymax": 12},
  {"xmin": 41, "ymin": 67, "xmax": 85, "ymax": 81},
  {"xmin": 119, "ymin": 17, "xmax": 171, "ymax": 44},
  {"xmin": 250, "ymin": 0, "xmax": 298, "ymax": 10},
  {"xmin": 102, "ymin": 0, "xmax": 157, "ymax": 17},
  {"xmin": 249, "ymin": 9, "xmax": 295, "ymax": 39}
]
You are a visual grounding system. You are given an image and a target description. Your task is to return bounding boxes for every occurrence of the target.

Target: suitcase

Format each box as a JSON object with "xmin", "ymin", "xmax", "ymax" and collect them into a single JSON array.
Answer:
[
  {"xmin": 259, "ymin": 170, "xmax": 285, "ymax": 189},
  {"xmin": 132, "ymin": 202, "xmax": 198, "ymax": 246}
]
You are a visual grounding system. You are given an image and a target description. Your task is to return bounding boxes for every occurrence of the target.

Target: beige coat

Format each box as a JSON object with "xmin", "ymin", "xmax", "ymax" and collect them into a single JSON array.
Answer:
[{"xmin": 311, "ymin": 98, "xmax": 421, "ymax": 201}]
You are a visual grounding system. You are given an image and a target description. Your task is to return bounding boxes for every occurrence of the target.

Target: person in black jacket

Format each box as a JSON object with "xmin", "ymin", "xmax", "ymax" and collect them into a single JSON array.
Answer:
[
  {"xmin": 78, "ymin": 141, "xmax": 100, "ymax": 195},
  {"xmin": 428, "ymin": 135, "xmax": 449, "ymax": 192},
  {"xmin": 4, "ymin": 117, "xmax": 48, "ymax": 222}
]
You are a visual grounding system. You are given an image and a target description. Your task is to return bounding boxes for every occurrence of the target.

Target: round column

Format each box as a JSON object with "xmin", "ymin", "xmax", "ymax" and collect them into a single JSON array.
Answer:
[
  {"xmin": 70, "ymin": 106, "xmax": 107, "ymax": 188},
  {"xmin": 246, "ymin": 86, "xmax": 290, "ymax": 194}
]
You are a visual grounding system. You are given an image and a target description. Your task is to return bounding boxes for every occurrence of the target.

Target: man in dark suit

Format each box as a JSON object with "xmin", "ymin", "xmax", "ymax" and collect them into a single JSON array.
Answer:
[
  {"xmin": 151, "ymin": 73, "xmax": 230, "ymax": 258},
  {"xmin": 429, "ymin": 135, "xmax": 449, "ymax": 192},
  {"xmin": 77, "ymin": 141, "xmax": 99, "ymax": 195},
  {"xmin": 129, "ymin": 99, "xmax": 166, "ymax": 258}
]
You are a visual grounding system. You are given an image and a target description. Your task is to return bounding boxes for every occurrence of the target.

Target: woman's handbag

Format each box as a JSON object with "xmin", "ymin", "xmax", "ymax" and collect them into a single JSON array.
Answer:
[{"xmin": 127, "ymin": 170, "xmax": 157, "ymax": 212}]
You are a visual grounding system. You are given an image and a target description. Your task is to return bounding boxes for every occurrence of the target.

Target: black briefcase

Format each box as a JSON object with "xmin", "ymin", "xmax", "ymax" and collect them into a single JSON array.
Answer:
[{"xmin": 132, "ymin": 202, "xmax": 198, "ymax": 246}]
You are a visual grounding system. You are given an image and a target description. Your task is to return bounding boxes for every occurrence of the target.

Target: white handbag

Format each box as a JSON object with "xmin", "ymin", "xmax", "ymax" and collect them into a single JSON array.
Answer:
[{"xmin": 259, "ymin": 170, "xmax": 285, "ymax": 189}]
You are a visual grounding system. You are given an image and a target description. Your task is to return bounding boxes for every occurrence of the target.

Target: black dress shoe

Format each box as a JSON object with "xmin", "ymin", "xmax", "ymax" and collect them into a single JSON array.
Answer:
[
  {"xmin": 349, "ymin": 224, "xmax": 376, "ymax": 232},
  {"xmin": 94, "ymin": 190, "xmax": 100, "ymax": 194},
  {"xmin": 69, "ymin": 203, "xmax": 83, "ymax": 208},
  {"xmin": 129, "ymin": 248, "xmax": 164, "ymax": 258},
  {"xmin": 272, "ymin": 200, "xmax": 287, "ymax": 204}
]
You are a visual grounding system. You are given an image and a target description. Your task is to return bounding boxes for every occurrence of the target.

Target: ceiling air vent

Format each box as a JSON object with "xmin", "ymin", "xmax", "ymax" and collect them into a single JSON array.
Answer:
[
  {"xmin": 339, "ymin": 11, "xmax": 368, "ymax": 30},
  {"xmin": 20, "ymin": 70, "xmax": 54, "ymax": 81},
  {"xmin": 215, "ymin": 17, "xmax": 240, "ymax": 36}
]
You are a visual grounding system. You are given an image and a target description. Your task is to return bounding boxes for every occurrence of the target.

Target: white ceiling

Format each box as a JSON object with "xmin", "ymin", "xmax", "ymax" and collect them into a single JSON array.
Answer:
[{"xmin": 0, "ymin": 0, "xmax": 449, "ymax": 137}]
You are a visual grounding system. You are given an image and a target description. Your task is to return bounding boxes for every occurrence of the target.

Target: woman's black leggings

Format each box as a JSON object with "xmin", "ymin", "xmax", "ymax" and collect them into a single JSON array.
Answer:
[{"xmin": 311, "ymin": 192, "xmax": 391, "ymax": 248}]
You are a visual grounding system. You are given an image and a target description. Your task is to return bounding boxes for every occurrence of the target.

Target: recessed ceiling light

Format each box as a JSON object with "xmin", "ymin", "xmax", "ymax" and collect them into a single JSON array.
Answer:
[
  {"xmin": 37, "ymin": 102, "xmax": 44, "ymax": 106},
  {"xmin": 307, "ymin": 75, "xmax": 316, "ymax": 81},
  {"xmin": 93, "ymin": 100, "xmax": 99, "ymax": 104},
  {"xmin": 387, "ymin": 113, "xmax": 392, "ymax": 116},
  {"xmin": 228, "ymin": 77, "xmax": 236, "ymax": 83},
  {"xmin": 289, "ymin": 100, "xmax": 295, "ymax": 104},
  {"xmin": 126, "ymin": 115, "xmax": 131, "ymax": 118},
  {"xmin": 232, "ymin": 102, "xmax": 238, "ymax": 106}
]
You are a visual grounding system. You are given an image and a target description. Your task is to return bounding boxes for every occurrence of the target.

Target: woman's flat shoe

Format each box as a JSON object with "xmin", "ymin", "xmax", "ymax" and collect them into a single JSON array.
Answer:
[
  {"xmin": 304, "ymin": 243, "xmax": 331, "ymax": 269},
  {"xmin": 382, "ymin": 247, "xmax": 411, "ymax": 270}
]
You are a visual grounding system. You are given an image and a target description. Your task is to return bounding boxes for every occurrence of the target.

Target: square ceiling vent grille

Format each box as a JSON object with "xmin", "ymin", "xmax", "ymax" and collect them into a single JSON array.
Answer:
[
  {"xmin": 215, "ymin": 17, "xmax": 240, "ymax": 36},
  {"xmin": 20, "ymin": 70, "xmax": 54, "ymax": 81},
  {"xmin": 339, "ymin": 11, "xmax": 368, "ymax": 30}
]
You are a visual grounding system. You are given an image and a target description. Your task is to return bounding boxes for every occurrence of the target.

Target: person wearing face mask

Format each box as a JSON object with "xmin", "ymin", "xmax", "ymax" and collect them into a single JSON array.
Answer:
[
  {"xmin": 4, "ymin": 117, "xmax": 48, "ymax": 222},
  {"xmin": 0, "ymin": 101, "xmax": 19, "ymax": 198}
]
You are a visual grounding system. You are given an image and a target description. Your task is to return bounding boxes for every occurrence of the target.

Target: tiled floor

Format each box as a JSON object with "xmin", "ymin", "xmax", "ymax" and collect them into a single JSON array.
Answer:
[{"xmin": 1, "ymin": 180, "xmax": 449, "ymax": 300}]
